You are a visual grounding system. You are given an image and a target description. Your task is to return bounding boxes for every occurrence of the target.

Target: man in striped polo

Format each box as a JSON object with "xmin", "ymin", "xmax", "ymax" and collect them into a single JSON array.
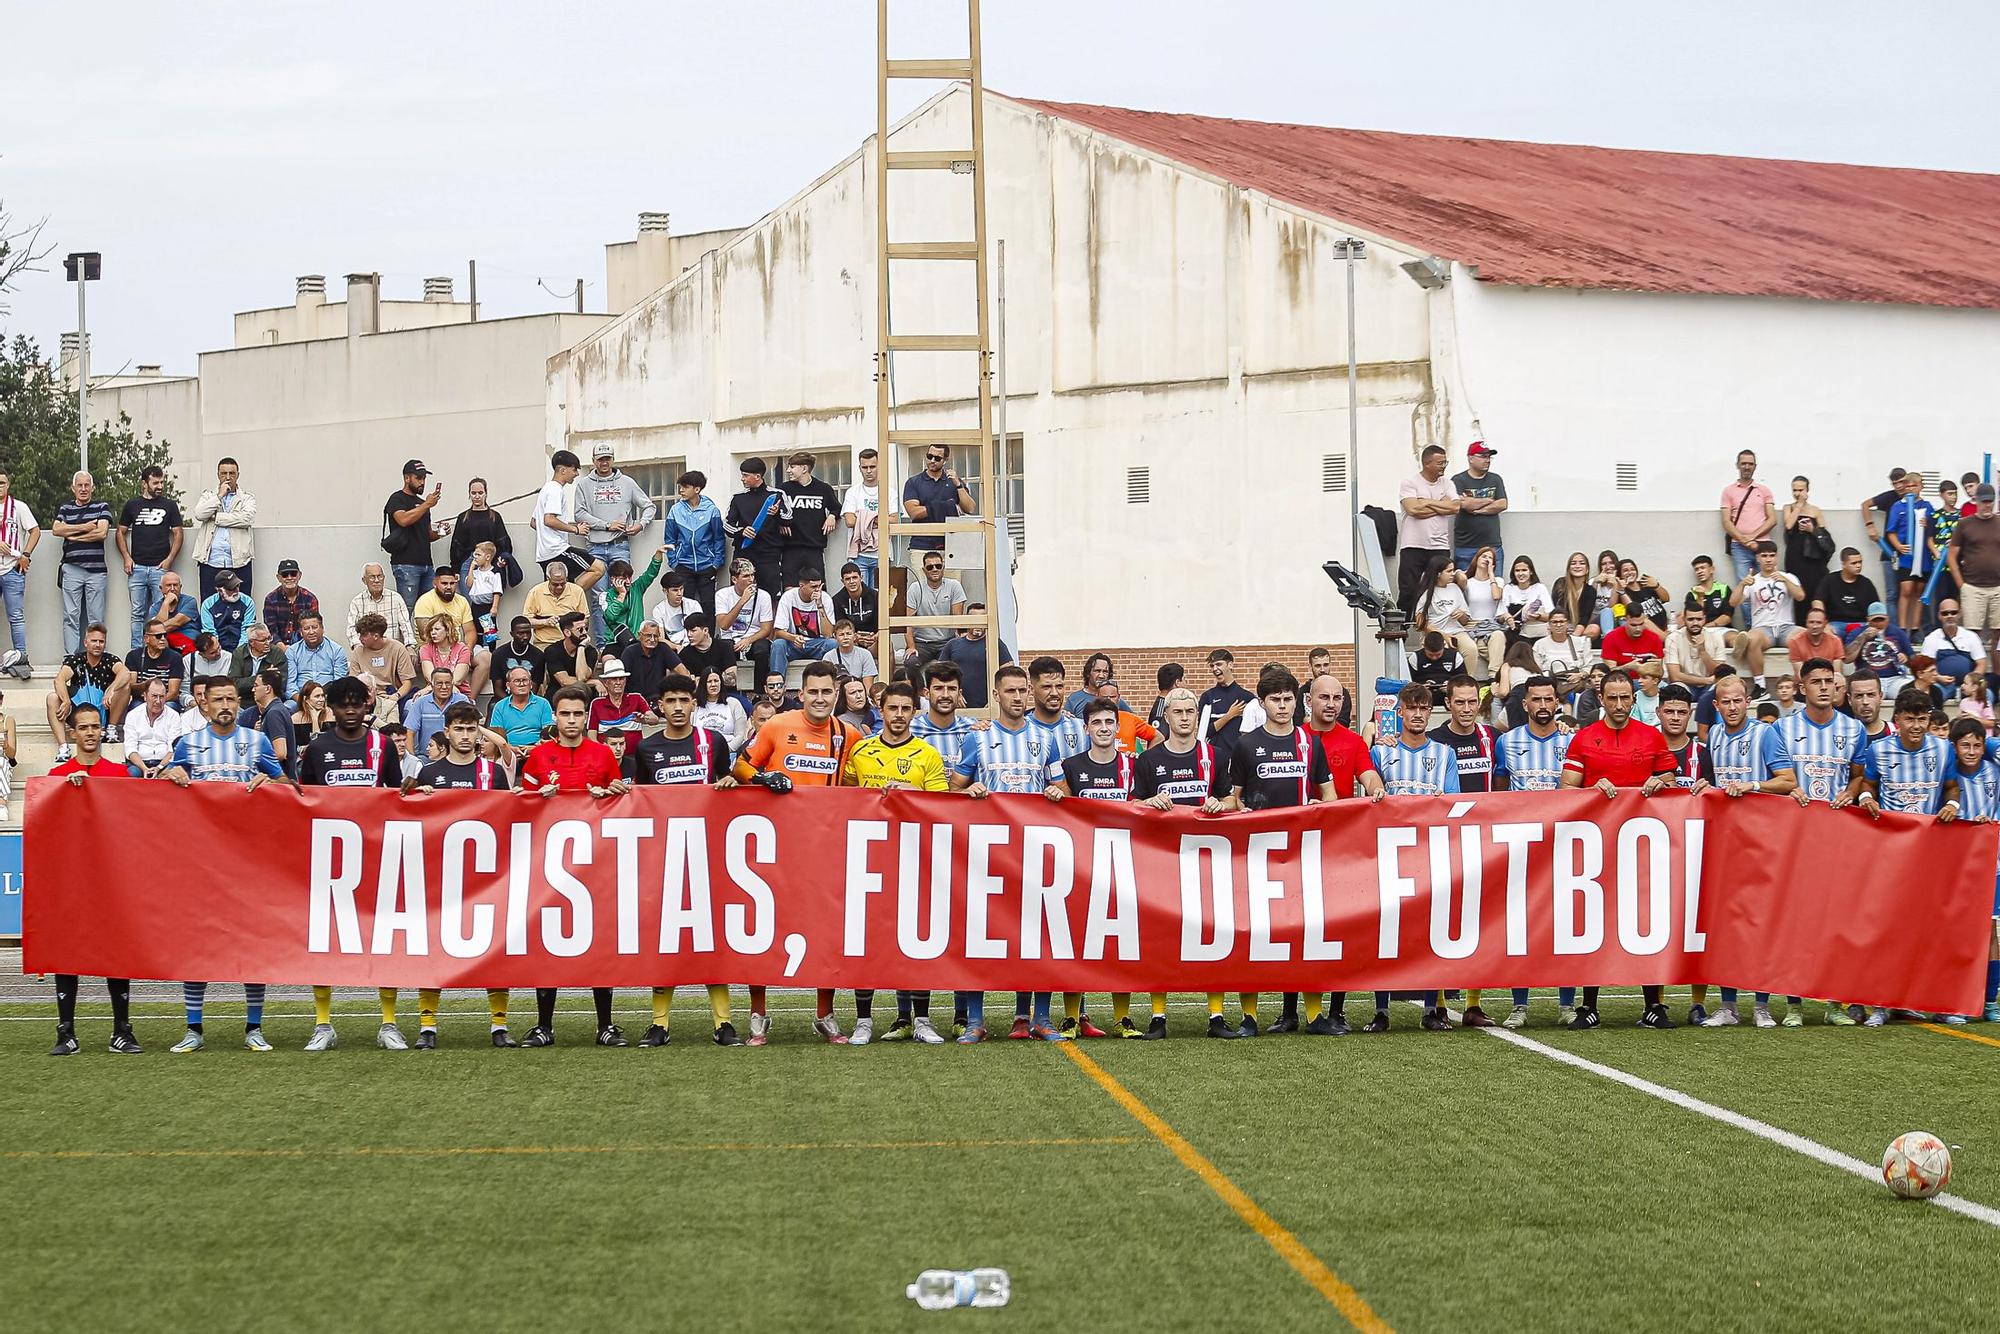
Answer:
[
  {"xmin": 1368, "ymin": 683, "xmax": 1460, "ymax": 1033},
  {"xmin": 1700, "ymin": 674, "xmax": 1801, "ymax": 1029}
]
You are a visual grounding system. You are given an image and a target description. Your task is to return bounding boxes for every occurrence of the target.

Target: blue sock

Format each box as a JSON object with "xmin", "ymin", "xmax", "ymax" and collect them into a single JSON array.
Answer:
[
  {"xmin": 1511, "ymin": 988, "xmax": 1530, "ymax": 1007},
  {"xmin": 896, "ymin": 990, "xmax": 914, "ymax": 1022},
  {"xmin": 1987, "ymin": 961, "xmax": 1999, "ymax": 1003},
  {"xmin": 183, "ymin": 982, "xmax": 206, "ymax": 1029},
  {"xmin": 1032, "ymin": 992, "xmax": 1052, "ymax": 1025},
  {"xmin": 1720, "ymin": 987, "xmax": 1740, "ymax": 1004},
  {"xmin": 1754, "ymin": 992, "xmax": 1770, "ymax": 1005},
  {"xmin": 244, "ymin": 984, "xmax": 266, "ymax": 1028},
  {"xmin": 1372, "ymin": 991, "xmax": 1390, "ymax": 1013},
  {"xmin": 957, "ymin": 990, "xmax": 983, "ymax": 1025},
  {"xmin": 1014, "ymin": 991, "xmax": 1031, "ymax": 1020},
  {"xmin": 1424, "ymin": 990, "xmax": 1441, "ymax": 1008},
  {"xmin": 1558, "ymin": 987, "xmax": 1576, "ymax": 1008}
]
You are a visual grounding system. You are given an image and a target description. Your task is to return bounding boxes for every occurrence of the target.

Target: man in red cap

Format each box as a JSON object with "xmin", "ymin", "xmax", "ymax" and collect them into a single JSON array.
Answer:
[{"xmin": 1451, "ymin": 441, "xmax": 1508, "ymax": 572}]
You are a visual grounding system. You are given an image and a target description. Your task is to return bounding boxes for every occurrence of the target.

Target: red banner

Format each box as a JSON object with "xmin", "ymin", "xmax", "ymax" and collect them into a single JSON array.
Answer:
[{"xmin": 23, "ymin": 779, "xmax": 1996, "ymax": 1013}]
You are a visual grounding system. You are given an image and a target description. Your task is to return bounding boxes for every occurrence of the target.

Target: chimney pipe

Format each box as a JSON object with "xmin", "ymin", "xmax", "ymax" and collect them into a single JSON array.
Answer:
[
  {"xmin": 137, "ymin": 364, "xmax": 162, "ymax": 377},
  {"xmin": 344, "ymin": 272, "xmax": 380, "ymax": 337},
  {"xmin": 638, "ymin": 211, "xmax": 671, "ymax": 235},
  {"xmin": 297, "ymin": 274, "xmax": 326, "ymax": 299},
  {"xmin": 423, "ymin": 276, "xmax": 454, "ymax": 303}
]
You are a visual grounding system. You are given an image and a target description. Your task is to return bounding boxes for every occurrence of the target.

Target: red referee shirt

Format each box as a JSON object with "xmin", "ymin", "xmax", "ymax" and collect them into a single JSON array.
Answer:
[
  {"xmin": 521, "ymin": 738, "xmax": 622, "ymax": 791},
  {"xmin": 1562, "ymin": 718, "xmax": 1674, "ymax": 787},
  {"xmin": 1306, "ymin": 723, "xmax": 1376, "ymax": 798}
]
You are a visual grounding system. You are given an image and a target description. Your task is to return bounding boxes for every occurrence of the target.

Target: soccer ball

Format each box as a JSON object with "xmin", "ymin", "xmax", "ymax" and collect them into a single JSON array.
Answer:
[{"xmin": 1881, "ymin": 1132, "xmax": 1952, "ymax": 1199}]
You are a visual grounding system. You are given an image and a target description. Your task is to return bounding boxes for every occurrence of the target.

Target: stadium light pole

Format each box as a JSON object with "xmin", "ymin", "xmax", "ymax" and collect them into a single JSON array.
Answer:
[
  {"xmin": 1334, "ymin": 237, "xmax": 1366, "ymax": 685},
  {"xmin": 64, "ymin": 251, "xmax": 102, "ymax": 473}
]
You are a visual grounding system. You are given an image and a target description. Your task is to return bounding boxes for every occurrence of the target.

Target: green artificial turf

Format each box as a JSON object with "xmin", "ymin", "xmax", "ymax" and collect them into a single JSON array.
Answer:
[{"xmin": 5, "ymin": 989, "xmax": 2000, "ymax": 1332}]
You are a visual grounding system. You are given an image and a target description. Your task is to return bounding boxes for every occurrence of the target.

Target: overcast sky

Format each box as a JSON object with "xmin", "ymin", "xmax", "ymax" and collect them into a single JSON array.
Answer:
[{"xmin": 4, "ymin": 0, "xmax": 1993, "ymax": 374}]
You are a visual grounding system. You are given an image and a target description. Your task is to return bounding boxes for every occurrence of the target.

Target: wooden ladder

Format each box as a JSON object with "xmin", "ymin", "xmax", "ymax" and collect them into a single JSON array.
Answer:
[{"xmin": 872, "ymin": 0, "xmax": 1001, "ymax": 701}]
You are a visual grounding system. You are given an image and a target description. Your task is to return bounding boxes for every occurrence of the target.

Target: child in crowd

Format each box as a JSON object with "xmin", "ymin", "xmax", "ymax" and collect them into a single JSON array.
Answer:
[{"xmin": 467, "ymin": 541, "xmax": 504, "ymax": 649}]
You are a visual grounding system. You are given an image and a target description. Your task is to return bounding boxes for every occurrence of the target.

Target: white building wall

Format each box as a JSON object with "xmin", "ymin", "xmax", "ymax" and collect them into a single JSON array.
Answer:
[
  {"xmin": 550, "ymin": 88, "xmax": 1438, "ymax": 654},
  {"xmin": 1450, "ymin": 280, "xmax": 2000, "ymax": 512},
  {"xmin": 98, "ymin": 313, "xmax": 610, "ymax": 529}
]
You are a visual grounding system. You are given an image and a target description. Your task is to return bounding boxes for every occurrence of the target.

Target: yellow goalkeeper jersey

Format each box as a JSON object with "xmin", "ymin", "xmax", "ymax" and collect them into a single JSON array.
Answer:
[{"xmin": 842, "ymin": 734, "xmax": 950, "ymax": 791}]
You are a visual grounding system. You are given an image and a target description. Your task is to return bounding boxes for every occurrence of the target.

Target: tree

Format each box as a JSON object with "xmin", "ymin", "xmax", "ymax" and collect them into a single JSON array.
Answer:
[
  {"xmin": 0, "ymin": 194, "xmax": 54, "ymax": 318},
  {"xmin": 0, "ymin": 334, "xmax": 177, "ymax": 522}
]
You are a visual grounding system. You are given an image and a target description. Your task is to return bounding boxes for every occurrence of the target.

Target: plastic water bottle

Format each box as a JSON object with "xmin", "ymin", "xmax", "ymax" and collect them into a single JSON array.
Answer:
[{"xmin": 906, "ymin": 1268, "xmax": 1010, "ymax": 1310}]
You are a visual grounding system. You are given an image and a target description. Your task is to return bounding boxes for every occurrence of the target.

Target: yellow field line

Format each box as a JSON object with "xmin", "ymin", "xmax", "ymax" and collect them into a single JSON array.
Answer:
[
  {"xmin": 1917, "ymin": 1022, "xmax": 2000, "ymax": 1051},
  {"xmin": 2, "ymin": 1135, "xmax": 1140, "ymax": 1163},
  {"xmin": 1059, "ymin": 1044, "xmax": 1393, "ymax": 1333}
]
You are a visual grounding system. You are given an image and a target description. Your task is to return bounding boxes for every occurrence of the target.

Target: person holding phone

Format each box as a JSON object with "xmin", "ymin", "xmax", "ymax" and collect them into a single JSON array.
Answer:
[{"xmin": 382, "ymin": 459, "xmax": 446, "ymax": 613}]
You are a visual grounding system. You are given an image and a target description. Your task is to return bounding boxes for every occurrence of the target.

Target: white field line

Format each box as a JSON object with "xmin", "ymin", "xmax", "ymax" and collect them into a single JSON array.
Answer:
[{"xmin": 1480, "ymin": 1024, "xmax": 2000, "ymax": 1231}]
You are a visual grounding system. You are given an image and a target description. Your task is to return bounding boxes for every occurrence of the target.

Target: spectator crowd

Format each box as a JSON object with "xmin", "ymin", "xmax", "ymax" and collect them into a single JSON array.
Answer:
[{"xmin": 36, "ymin": 439, "xmax": 2000, "ymax": 1056}]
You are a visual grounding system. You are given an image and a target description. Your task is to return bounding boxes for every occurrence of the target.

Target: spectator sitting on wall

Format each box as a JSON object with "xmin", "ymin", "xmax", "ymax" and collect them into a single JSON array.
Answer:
[
  {"xmin": 934, "ymin": 603, "xmax": 1011, "ymax": 709},
  {"xmin": 47, "ymin": 623, "xmax": 132, "ymax": 761},
  {"xmin": 228, "ymin": 622, "xmax": 285, "ymax": 703},
  {"xmin": 148, "ymin": 570, "xmax": 202, "ymax": 655},
  {"xmin": 412, "ymin": 565, "xmax": 491, "ymax": 698},
  {"xmin": 346, "ymin": 562, "xmax": 415, "ymax": 648},
  {"xmin": 262, "ymin": 560, "xmax": 320, "ymax": 645}
]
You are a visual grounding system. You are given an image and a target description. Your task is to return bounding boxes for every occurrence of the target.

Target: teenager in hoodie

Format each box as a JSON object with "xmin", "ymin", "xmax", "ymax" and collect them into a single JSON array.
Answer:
[{"xmin": 664, "ymin": 470, "xmax": 727, "ymax": 614}]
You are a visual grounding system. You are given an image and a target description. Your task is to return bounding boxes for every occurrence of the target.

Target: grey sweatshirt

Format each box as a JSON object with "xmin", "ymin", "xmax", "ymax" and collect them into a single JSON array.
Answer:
[{"xmin": 574, "ymin": 469, "xmax": 659, "ymax": 542}]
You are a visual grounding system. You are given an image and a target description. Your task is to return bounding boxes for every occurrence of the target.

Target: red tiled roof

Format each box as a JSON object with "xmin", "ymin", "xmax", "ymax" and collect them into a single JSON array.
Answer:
[{"xmin": 1007, "ymin": 95, "xmax": 2000, "ymax": 310}]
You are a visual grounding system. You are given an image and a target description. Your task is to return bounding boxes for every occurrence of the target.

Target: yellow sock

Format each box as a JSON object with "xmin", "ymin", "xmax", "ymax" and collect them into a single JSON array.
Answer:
[
  {"xmin": 1064, "ymin": 993, "xmax": 1083, "ymax": 1022},
  {"xmin": 1467, "ymin": 989, "xmax": 1484, "ymax": 1009},
  {"xmin": 652, "ymin": 987, "xmax": 672, "ymax": 1027},
  {"xmin": 1111, "ymin": 993, "xmax": 1131, "ymax": 1023},
  {"xmin": 1207, "ymin": 992, "xmax": 1225, "ymax": 1017},
  {"xmin": 1305, "ymin": 992, "xmax": 1323, "ymax": 1022},
  {"xmin": 313, "ymin": 986, "xmax": 333, "ymax": 1026},
  {"xmin": 419, "ymin": 989, "xmax": 440, "ymax": 1030},
  {"xmin": 708, "ymin": 984, "xmax": 732, "ymax": 1026},
  {"xmin": 487, "ymin": 989, "xmax": 509, "ymax": 1029},
  {"xmin": 378, "ymin": 988, "xmax": 398, "ymax": 1026},
  {"xmin": 1691, "ymin": 984, "xmax": 1709, "ymax": 1006},
  {"xmin": 1239, "ymin": 992, "xmax": 1259, "ymax": 1021},
  {"xmin": 1151, "ymin": 993, "xmax": 1168, "ymax": 1017}
]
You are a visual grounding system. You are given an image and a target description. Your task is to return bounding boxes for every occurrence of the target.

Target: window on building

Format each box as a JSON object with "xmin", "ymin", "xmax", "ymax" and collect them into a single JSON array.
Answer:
[
  {"xmin": 621, "ymin": 457, "xmax": 690, "ymax": 513},
  {"xmin": 900, "ymin": 434, "xmax": 1025, "ymax": 555}
]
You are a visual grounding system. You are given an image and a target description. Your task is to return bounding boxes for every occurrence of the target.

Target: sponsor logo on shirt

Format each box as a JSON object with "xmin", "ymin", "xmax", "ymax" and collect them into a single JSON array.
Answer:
[
  {"xmin": 784, "ymin": 754, "xmax": 840, "ymax": 776},
  {"xmin": 649, "ymin": 761, "xmax": 711, "ymax": 785}
]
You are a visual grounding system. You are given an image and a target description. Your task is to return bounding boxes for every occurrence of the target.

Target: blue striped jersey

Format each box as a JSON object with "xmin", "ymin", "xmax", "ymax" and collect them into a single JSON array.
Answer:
[
  {"xmin": 955, "ymin": 719, "xmax": 1058, "ymax": 794},
  {"xmin": 1776, "ymin": 710, "xmax": 1866, "ymax": 805},
  {"xmin": 1495, "ymin": 725, "xmax": 1570, "ymax": 791},
  {"xmin": 1951, "ymin": 756, "xmax": 2000, "ymax": 822},
  {"xmin": 912, "ymin": 713, "xmax": 979, "ymax": 772},
  {"xmin": 1025, "ymin": 711, "xmax": 1088, "ymax": 768},
  {"xmin": 1370, "ymin": 738, "xmax": 1461, "ymax": 797},
  {"xmin": 1704, "ymin": 719, "xmax": 1794, "ymax": 787},
  {"xmin": 1863, "ymin": 733, "xmax": 1953, "ymax": 814},
  {"xmin": 172, "ymin": 725, "xmax": 282, "ymax": 783}
]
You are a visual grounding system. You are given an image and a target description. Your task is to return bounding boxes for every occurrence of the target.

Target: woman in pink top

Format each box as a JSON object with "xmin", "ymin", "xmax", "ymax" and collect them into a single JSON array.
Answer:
[{"xmin": 418, "ymin": 613, "xmax": 472, "ymax": 697}]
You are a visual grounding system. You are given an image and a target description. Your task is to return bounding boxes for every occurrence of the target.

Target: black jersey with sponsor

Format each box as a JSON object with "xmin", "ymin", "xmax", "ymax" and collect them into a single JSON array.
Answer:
[
  {"xmin": 1231, "ymin": 726, "xmax": 1331, "ymax": 810},
  {"xmin": 415, "ymin": 757, "xmax": 512, "ymax": 790},
  {"xmin": 1665, "ymin": 740, "xmax": 1715, "ymax": 790},
  {"xmin": 1060, "ymin": 751, "xmax": 1135, "ymax": 801},
  {"xmin": 1133, "ymin": 740, "xmax": 1232, "ymax": 806},
  {"xmin": 634, "ymin": 728, "xmax": 732, "ymax": 786},
  {"xmin": 299, "ymin": 729, "xmax": 402, "ymax": 787},
  {"xmin": 1428, "ymin": 722, "xmax": 1506, "ymax": 793}
]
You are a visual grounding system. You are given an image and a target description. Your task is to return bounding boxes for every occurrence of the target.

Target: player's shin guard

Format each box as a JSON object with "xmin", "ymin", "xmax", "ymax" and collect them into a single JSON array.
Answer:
[
  {"xmin": 419, "ymin": 989, "xmax": 440, "ymax": 1030},
  {"xmin": 487, "ymin": 989, "xmax": 510, "ymax": 1029},
  {"xmin": 651, "ymin": 987, "xmax": 672, "ymax": 1028},
  {"xmin": 378, "ymin": 988, "xmax": 399, "ymax": 1026},
  {"xmin": 1150, "ymin": 993, "xmax": 1167, "ymax": 1017},
  {"xmin": 1303, "ymin": 992, "xmax": 1323, "ymax": 1022},
  {"xmin": 313, "ymin": 985, "xmax": 333, "ymax": 1027},
  {"xmin": 1238, "ymin": 992, "xmax": 1258, "ymax": 1022},
  {"xmin": 708, "ymin": 984, "xmax": 732, "ymax": 1026},
  {"xmin": 815, "ymin": 988, "xmax": 835, "ymax": 1019},
  {"xmin": 749, "ymin": 985, "xmax": 767, "ymax": 1019},
  {"xmin": 1206, "ymin": 992, "xmax": 1225, "ymax": 1017}
]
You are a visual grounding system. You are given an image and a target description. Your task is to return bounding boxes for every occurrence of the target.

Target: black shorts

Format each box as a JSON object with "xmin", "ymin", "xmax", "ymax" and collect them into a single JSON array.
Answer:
[{"xmin": 540, "ymin": 549, "xmax": 595, "ymax": 579}]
